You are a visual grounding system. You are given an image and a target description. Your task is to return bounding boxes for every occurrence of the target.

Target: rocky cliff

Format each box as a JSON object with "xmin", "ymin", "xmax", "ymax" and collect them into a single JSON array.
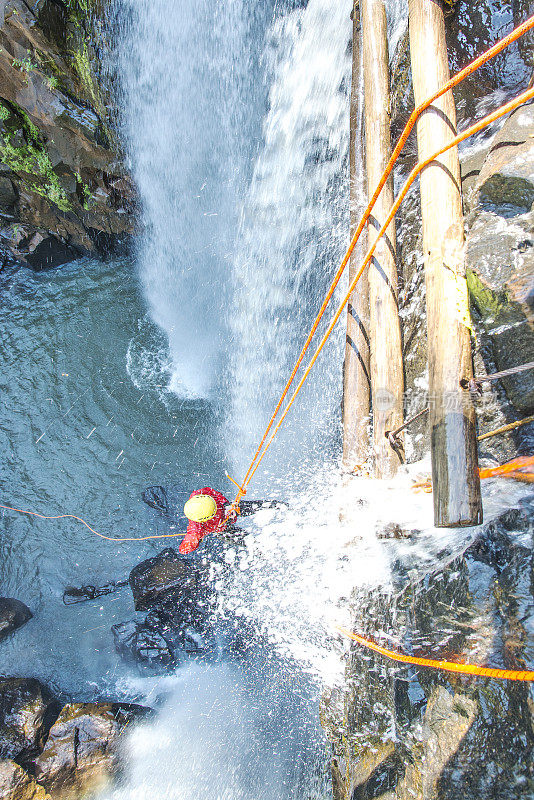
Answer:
[
  {"xmin": 0, "ymin": 0, "xmax": 136, "ymax": 270},
  {"xmin": 323, "ymin": 2, "xmax": 534, "ymax": 798},
  {"xmin": 322, "ymin": 499, "xmax": 534, "ymax": 800}
]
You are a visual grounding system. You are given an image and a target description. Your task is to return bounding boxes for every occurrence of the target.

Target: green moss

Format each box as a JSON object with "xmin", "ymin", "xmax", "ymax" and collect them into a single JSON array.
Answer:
[
  {"xmin": 75, "ymin": 171, "xmax": 92, "ymax": 209},
  {"xmin": 0, "ymin": 101, "xmax": 71, "ymax": 212},
  {"xmin": 466, "ymin": 268, "xmax": 519, "ymax": 323},
  {"xmin": 70, "ymin": 43, "xmax": 102, "ymax": 113},
  {"xmin": 64, "ymin": 0, "xmax": 95, "ymax": 14},
  {"xmin": 12, "ymin": 54, "xmax": 39, "ymax": 77}
]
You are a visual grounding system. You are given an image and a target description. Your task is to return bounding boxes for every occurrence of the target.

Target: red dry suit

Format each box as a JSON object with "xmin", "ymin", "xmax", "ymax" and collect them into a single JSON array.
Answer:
[{"xmin": 179, "ymin": 487, "xmax": 237, "ymax": 555}]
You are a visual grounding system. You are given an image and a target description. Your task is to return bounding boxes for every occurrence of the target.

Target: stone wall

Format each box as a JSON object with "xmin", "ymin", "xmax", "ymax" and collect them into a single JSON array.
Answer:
[{"xmin": 390, "ymin": 0, "xmax": 534, "ymax": 460}]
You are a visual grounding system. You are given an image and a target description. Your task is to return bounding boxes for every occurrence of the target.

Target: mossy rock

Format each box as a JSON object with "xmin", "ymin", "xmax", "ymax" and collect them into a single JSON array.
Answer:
[{"xmin": 467, "ymin": 268, "xmax": 534, "ymax": 411}]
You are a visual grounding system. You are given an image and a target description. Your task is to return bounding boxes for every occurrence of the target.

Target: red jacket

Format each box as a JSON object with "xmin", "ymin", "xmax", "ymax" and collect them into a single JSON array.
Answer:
[{"xmin": 179, "ymin": 487, "xmax": 237, "ymax": 554}]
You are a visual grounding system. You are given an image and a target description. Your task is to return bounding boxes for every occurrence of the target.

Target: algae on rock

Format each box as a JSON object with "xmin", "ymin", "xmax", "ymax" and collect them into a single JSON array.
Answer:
[{"xmin": 0, "ymin": 0, "xmax": 137, "ymax": 269}]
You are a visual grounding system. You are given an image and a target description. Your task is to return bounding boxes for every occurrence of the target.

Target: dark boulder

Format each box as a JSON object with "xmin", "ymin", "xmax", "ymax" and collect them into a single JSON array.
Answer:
[
  {"xmin": 22, "ymin": 232, "xmax": 78, "ymax": 271},
  {"xmin": 129, "ymin": 548, "xmax": 200, "ymax": 612},
  {"xmin": 141, "ymin": 485, "xmax": 169, "ymax": 514},
  {"xmin": 0, "ymin": 679, "xmax": 58, "ymax": 761},
  {"xmin": 0, "ymin": 599, "xmax": 32, "ymax": 641},
  {"xmin": 111, "ymin": 620, "xmax": 176, "ymax": 674},
  {"xmin": 0, "ymin": 760, "xmax": 48, "ymax": 800},
  {"xmin": 34, "ymin": 702, "xmax": 147, "ymax": 799},
  {"xmin": 144, "ymin": 609, "xmax": 216, "ymax": 654}
]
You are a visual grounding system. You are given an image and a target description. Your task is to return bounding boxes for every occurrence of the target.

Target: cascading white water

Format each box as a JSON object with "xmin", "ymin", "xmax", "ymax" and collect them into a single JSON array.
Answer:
[
  {"xmin": 105, "ymin": 661, "xmax": 328, "ymax": 800},
  {"xmin": 106, "ymin": 3, "xmax": 353, "ymax": 798},
  {"xmin": 225, "ymin": 0, "xmax": 352, "ymax": 480},
  {"xmin": 115, "ymin": 0, "xmax": 271, "ymax": 398}
]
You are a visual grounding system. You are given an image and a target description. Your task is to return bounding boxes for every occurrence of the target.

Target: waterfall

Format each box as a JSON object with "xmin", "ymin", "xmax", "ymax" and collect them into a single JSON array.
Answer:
[
  {"xmin": 107, "ymin": 1, "xmax": 356, "ymax": 798},
  {"xmin": 116, "ymin": 0, "xmax": 351, "ymax": 463},
  {"xmin": 225, "ymin": 0, "xmax": 352, "ymax": 480},
  {"xmin": 115, "ymin": 0, "xmax": 272, "ymax": 398}
]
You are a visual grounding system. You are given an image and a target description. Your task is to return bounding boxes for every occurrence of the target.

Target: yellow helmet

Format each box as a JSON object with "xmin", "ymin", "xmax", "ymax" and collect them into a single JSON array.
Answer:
[{"xmin": 184, "ymin": 494, "xmax": 217, "ymax": 522}]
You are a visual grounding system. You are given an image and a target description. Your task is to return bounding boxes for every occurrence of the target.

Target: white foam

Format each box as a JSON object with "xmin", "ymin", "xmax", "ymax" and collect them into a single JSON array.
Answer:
[
  {"xmin": 218, "ymin": 459, "xmax": 533, "ymax": 687},
  {"xmin": 101, "ymin": 663, "xmax": 326, "ymax": 800}
]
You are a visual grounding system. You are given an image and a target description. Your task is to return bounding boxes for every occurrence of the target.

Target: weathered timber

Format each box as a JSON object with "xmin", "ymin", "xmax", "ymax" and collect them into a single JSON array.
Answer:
[
  {"xmin": 408, "ymin": 0, "xmax": 482, "ymax": 526},
  {"xmin": 361, "ymin": 0, "xmax": 405, "ymax": 478},
  {"xmin": 342, "ymin": 1, "xmax": 371, "ymax": 469}
]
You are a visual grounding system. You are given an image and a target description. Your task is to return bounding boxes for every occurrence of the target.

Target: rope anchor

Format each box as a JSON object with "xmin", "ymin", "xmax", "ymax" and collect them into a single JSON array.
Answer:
[{"xmin": 460, "ymin": 361, "xmax": 534, "ymax": 396}]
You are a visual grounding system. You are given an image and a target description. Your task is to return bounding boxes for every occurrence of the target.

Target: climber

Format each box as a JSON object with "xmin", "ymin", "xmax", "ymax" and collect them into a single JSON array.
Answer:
[
  {"xmin": 180, "ymin": 487, "xmax": 235, "ymax": 555},
  {"xmin": 180, "ymin": 487, "xmax": 285, "ymax": 554}
]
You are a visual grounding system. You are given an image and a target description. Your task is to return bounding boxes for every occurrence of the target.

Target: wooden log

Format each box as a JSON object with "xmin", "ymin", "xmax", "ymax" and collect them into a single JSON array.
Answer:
[
  {"xmin": 342, "ymin": 1, "xmax": 371, "ymax": 469},
  {"xmin": 361, "ymin": 0, "xmax": 405, "ymax": 478},
  {"xmin": 408, "ymin": 0, "xmax": 482, "ymax": 526}
]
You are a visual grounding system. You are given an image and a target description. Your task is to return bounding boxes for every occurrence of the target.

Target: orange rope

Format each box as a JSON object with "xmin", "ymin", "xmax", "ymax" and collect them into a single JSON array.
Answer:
[
  {"xmin": 502, "ymin": 471, "xmax": 534, "ymax": 485},
  {"xmin": 225, "ymin": 15, "xmax": 534, "ymax": 518},
  {"xmin": 228, "ymin": 84, "xmax": 534, "ymax": 508},
  {"xmin": 0, "ymin": 504, "xmax": 185, "ymax": 542},
  {"xmin": 336, "ymin": 627, "xmax": 534, "ymax": 682},
  {"xmin": 479, "ymin": 455, "xmax": 534, "ymax": 479},
  {"xmin": 412, "ymin": 456, "xmax": 534, "ymax": 492}
]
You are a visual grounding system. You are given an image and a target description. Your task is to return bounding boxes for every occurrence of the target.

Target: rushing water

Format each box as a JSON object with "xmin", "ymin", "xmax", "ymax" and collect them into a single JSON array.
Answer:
[
  {"xmin": 225, "ymin": 0, "xmax": 351, "ymax": 479},
  {"xmin": 2, "ymin": 0, "xmax": 532, "ymax": 798},
  {"xmin": 114, "ymin": 0, "xmax": 276, "ymax": 399},
  {"xmin": 2, "ymin": 0, "xmax": 354, "ymax": 794}
]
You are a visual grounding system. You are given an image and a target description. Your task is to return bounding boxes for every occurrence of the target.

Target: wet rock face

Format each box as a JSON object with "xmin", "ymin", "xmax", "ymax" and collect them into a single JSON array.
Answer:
[
  {"xmin": 0, "ymin": 598, "xmax": 32, "ymax": 640},
  {"xmin": 389, "ymin": 1, "xmax": 534, "ymax": 460},
  {"xmin": 0, "ymin": 679, "xmax": 58, "ymax": 761},
  {"xmin": 129, "ymin": 547, "xmax": 201, "ymax": 612},
  {"xmin": 111, "ymin": 620, "xmax": 176, "ymax": 673},
  {"xmin": 34, "ymin": 702, "xmax": 146, "ymax": 799},
  {"xmin": 464, "ymin": 103, "xmax": 534, "ymax": 414},
  {"xmin": 447, "ymin": 1, "xmax": 534, "ymax": 126},
  {"xmin": 0, "ymin": 676, "xmax": 149, "ymax": 800},
  {"xmin": 448, "ymin": 2, "xmax": 534, "ymax": 420},
  {"xmin": 323, "ymin": 500, "xmax": 534, "ymax": 800},
  {"xmin": 0, "ymin": 0, "xmax": 137, "ymax": 269},
  {"xmin": 0, "ymin": 760, "xmax": 48, "ymax": 800}
]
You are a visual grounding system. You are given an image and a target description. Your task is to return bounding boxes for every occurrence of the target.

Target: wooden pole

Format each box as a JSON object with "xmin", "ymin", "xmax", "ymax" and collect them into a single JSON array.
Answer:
[
  {"xmin": 408, "ymin": 0, "xmax": 482, "ymax": 526},
  {"xmin": 342, "ymin": 1, "xmax": 371, "ymax": 470},
  {"xmin": 361, "ymin": 0, "xmax": 405, "ymax": 478}
]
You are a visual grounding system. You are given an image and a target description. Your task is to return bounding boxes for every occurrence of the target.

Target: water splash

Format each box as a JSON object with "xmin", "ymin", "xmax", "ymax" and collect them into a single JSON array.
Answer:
[
  {"xmin": 217, "ymin": 458, "xmax": 534, "ymax": 687},
  {"xmin": 103, "ymin": 662, "xmax": 329, "ymax": 800}
]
